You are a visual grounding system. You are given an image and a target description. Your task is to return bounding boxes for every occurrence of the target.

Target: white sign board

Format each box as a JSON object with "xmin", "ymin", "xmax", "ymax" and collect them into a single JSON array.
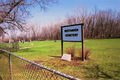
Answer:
[{"xmin": 62, "ymin": 25, "xmax": 82, "ymax": 42}]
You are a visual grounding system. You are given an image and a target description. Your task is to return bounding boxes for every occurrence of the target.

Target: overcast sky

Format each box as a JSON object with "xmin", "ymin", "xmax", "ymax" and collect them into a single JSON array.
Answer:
[{"xmin": 29, "ymin": 0, "xmax": 120, "ymax": 25}]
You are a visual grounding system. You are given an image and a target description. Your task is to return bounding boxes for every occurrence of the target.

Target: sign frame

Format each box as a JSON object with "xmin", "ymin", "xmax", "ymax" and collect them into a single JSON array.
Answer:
[{"xmin": 61, "ymin": 23, "xmax": 85, "ymax": 61}]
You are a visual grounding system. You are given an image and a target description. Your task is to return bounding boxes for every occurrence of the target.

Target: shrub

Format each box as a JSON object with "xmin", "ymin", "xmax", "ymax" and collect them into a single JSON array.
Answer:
[
  {"xmin": 65, "ymin": 46, "xmax": 76, "ymax": 57},
  {"xmin": 85, "ymin": 48, "xmax": 91, "ymax": 59},
  {"xmin": 77, "ymin": 48, "xmax": 92, "ymax": 59}
]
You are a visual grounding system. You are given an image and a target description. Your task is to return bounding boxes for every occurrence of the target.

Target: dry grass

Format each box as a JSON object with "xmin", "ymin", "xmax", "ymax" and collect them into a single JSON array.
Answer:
[
  {"xmin": 65, "ymin": 46, "xmax": 76, "ymax": 57},
  {"xmin": 77, "ymin": 48, "xmax": 92, "ymax": 59},
  {"xmin": 66, "ymin": 46, "xmax": 92, "ymax": 59},
  {"xmin": 85, "ymin": 48, "xmax": 91, "ymax": 59}
]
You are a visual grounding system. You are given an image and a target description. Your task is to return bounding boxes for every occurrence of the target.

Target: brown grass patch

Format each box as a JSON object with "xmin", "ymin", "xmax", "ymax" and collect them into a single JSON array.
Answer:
[
  {"xmin": 25, "ymin": 61, "xmax": 44, "ymax": 71},
  {"xmin": 66, "ymin": 46, "xmax": 76, "ymax": 57},
  {"xmin": 77, "ymin": 48, "xmax": 92, "ymax": 59},
  {"xmin": 44, "ymin": 57, "xmax": 84, "ymax": 67}
]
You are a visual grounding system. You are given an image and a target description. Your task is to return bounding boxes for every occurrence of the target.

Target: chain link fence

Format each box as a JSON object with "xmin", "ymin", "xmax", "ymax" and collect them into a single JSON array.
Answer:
[
  {"xmin": 0, "ymin": 42, "xmax": 19, "ymax": 51},
  {"xmin": 0, "ymin": 50, "xmax": 10, "ymax": 80},
  {"xmin": 0, "ymin": 49, "xmax": 80, "ymax": 80}
]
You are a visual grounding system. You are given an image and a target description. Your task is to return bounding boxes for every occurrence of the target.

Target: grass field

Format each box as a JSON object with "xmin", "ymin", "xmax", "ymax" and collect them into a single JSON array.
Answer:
[{"xmin": 7, "ymin": 39, "xmax": 120, "ymax": 79}]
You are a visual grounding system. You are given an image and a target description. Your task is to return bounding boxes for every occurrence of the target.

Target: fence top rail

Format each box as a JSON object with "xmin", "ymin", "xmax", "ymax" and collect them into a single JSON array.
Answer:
[{"xmin": 0, "ymin": 49, "xmax": 80, "ymax": 80}]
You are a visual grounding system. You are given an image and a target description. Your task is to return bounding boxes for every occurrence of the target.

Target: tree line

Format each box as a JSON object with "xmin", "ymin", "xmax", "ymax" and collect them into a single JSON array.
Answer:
[
  {"xmin": 2, "ymin": 8, "xmax": 120, "ymax": 41},
  {"xmin": 64, "ymin": 8, "xmax": 120, "ymax": 39}
]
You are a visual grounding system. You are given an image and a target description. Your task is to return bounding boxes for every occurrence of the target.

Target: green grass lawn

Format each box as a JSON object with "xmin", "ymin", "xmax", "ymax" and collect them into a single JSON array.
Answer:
[{"xmin": 10, "ymin": 39, "xmax": 120, "ymax": 80}]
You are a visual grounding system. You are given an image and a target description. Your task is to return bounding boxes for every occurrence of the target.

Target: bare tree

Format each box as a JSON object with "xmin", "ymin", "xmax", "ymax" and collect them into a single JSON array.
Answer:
[
  {"xmin": 0, "ymin": 0, "xmax": 58, "ymax": 33},
  {"xmin": 63, "ymin": 7, "xmax": 120, "ymax": 39},
  {"xmin": 0, "ymin": 29, "xmax": 4, "ymax": 39},
  {"xmin": 74, "ymin": 5, "xmax": 87, "ymax": 23}
]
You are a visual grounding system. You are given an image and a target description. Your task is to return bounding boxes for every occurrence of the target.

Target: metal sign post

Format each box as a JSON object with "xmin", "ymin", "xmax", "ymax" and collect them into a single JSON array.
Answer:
[
  {"xmin": 9, "ymin": 54, "xmax": 13, "ymax": 80},
  {"xmin": 61, "ymin": 23, "xmax": 84, "ymax": 61},
  {"xmin": 61, "ymin": 27, "xmax": 63, "ymax": 56},
  {"xmin": 82, "ymin": 24, "xmax": 85, "ymax": 61}
]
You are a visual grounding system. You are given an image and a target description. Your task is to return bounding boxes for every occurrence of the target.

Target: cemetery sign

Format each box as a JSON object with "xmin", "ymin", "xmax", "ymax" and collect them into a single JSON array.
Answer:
[
  {"xmin": 62, "ymin": 24, "xmax": 83, "ymax": 42},
  {"xmin": 61, "ymin": 23, "xmax": 85, "ymax": 61}
]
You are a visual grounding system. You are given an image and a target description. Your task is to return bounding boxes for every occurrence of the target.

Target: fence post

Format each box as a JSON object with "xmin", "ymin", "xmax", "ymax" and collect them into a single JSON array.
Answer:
[{"xmin": 9, "ymin": 54, "xmax": 13, "ymax": 80}]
